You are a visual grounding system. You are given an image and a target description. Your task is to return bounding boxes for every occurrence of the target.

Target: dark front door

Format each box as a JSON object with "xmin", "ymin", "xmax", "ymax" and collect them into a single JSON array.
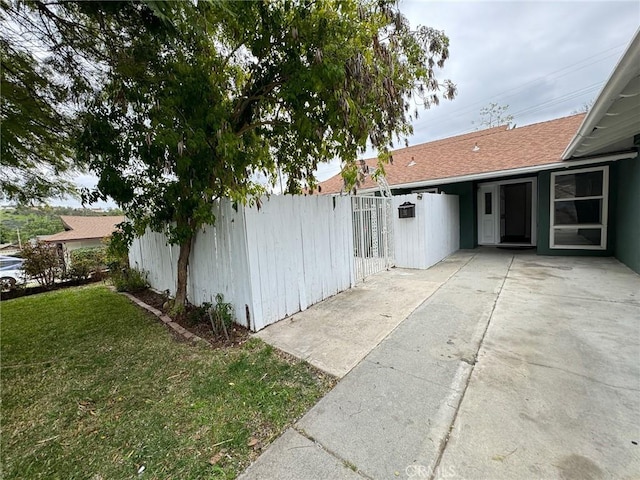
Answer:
[{"xmin": 500, "ymin": 182, "xmax": 532, "ymax": 244}]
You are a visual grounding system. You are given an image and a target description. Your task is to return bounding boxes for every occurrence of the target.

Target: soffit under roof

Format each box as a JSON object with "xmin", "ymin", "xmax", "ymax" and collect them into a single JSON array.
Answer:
[{"xmin": 564, "ymin": 30, "xmax": 640, "ymax": 159}]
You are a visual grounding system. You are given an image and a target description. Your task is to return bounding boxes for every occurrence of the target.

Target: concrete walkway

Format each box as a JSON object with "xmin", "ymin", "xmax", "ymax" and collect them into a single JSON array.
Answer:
[
  {"xmin": 255, "ymin": 251, "xmax": 475, "ymax": 378},
  {"xmin": 240, "ymin": 250, "xmax": 640, "ymax": 480}
]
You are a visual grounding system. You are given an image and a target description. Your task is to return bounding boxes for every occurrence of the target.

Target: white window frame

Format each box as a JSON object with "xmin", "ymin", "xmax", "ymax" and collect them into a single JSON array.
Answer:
[
  {"xmin": 549, "ymin": 165, "xmax": 609, "ymax": 250},
  {"xmin": 412, "ymin": 187, "xmax": 439, "ymax": 194}
]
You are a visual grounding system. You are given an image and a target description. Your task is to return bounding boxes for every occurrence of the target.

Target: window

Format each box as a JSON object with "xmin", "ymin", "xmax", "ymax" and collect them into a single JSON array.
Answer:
[
  {"xmin": 0, "ymin": 257, "xmax": 23, "ymax": 270},
  {"xmin": 484, "ymin": 192, "xmax": 492, "ymax": 214},
  {"xmin": 550, "ymin": 166, "xmax": 608, "ymax": 249},
  {"xmin": 412, "ymin": 187, "xmax": 439, "ymax": 194}
]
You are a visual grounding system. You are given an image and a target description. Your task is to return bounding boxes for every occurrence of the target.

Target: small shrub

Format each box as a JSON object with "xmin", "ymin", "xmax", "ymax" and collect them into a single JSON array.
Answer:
[
  {"xmin": 68, "ymin": 247, "xmax": 107, "ymax": 281},
  {"xmin": 67, "ymin": 262, "xmax": 91, "ymax": 282},
  {"xmin": 104, "ymin": 233, "xmax": 130, "ymax": 272},
  {"xmin": 21, "ymin": 241, "xmax": 61, "ymax": 287},
  {"xmin": 208, "ymin": 293, "xmax": 235, "ymax": 341},
  {"xmin": 185, "ymin": 302, "xmax": 211, "ymax": 326},
  {"xmin": 111, "ymin": 268, "xmax": 149, "ymax": 292},
  {"xmin": 169, "ymin": 302, "xmax": 186, "ymax": 319}
]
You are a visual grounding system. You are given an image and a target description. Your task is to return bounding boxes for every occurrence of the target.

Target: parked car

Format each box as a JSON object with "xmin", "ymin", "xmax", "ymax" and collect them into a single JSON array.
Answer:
[{"xmin": 0, "ymin": 255, "xmax": 27, "ymax": 291}]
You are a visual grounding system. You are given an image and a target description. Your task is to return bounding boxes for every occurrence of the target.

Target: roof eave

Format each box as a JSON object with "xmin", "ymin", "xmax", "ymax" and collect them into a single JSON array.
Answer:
[
  {"xmin": 43, "ymin": 235, "xmax": 109, "ymax": 243},
  {"xmin": 562, "ymin": 28, "xmax": 640, "ymax": 160},
  {"xmin": 351, "ymin": 150, "xmax": 638, "ymax": 194}
]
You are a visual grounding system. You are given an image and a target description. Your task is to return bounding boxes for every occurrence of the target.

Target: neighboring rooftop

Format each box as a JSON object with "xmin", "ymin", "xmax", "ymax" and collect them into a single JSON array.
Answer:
[
  {"xmin": 43, "ymin": 215, "xmax": 125, "ymax": 242},
  {"xmin": 318, "ymin": 114, "xmax": 586, "ymax": 194}
]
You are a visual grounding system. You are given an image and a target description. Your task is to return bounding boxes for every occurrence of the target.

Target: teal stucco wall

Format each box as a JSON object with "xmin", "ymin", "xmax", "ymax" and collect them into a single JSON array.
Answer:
[
  {"xmin": 613, "ymin": 157, "xmax": 640, "ymax": 273},
  {"xmin": 439, "ymin": 182, "xmax": 476, "ymax": 249}
]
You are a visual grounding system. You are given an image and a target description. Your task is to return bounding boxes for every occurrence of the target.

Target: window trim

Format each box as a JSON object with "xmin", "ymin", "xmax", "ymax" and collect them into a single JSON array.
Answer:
[
  {"xmin": 549, "ymin": 165, "xmax": 609, "ymax": 250},
  {"xmin": 411, "ymin": 187, "xmax": 439, "ymax": 194}
]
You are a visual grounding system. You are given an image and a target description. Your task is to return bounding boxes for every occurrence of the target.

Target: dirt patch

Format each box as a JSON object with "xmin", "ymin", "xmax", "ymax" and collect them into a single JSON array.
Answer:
[
  {"xmin": 128, "ymin": 288, "xmax": 250, "ymax": 348},
  {"xmin": 133, "ymin": 288, "xmax": 166, "ymax": 311}
]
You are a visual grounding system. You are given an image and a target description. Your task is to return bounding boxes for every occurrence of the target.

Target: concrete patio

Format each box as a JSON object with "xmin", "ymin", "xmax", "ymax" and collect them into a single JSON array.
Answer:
[
  {"xmin": 242, "ymin": 250, "xmax": 640, "ymax": 480},
  {"xmin": 254, "ymin": 251, "xmax": 476, "ymax": 378}
]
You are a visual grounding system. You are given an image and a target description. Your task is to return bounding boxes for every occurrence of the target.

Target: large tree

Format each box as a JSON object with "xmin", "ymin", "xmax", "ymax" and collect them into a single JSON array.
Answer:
[
  {"xmin": 6, "ymin": 0, "xmax": 457, "ymax": 308},
  {"xmin": 80, "ymin": 0, "xmax": 456, "ymax": 309},
  {"xmin": 0, "ymin": 0, "xmax": 170, "ymax": 203}
]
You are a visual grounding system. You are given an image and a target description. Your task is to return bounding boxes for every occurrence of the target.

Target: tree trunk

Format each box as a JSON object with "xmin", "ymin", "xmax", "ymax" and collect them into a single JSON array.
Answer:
[{"xmin": 174, "ymin": 234, "xmax": 193, "ymax": 309}]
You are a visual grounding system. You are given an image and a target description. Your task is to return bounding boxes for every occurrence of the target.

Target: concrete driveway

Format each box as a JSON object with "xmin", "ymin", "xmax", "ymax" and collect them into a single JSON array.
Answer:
[
  {"xmin": 242, "ymin": 250, "xmax": 640, "ymax": 480},
  {"xmin": 438, "ymin": 254, "xmax": 640, "ymax": 480}
]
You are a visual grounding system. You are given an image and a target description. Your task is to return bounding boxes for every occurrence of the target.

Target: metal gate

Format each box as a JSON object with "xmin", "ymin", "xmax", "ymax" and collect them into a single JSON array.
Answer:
[{"xmin": 352, "ymin": 196, "xmax": 394, "ymax": 282}]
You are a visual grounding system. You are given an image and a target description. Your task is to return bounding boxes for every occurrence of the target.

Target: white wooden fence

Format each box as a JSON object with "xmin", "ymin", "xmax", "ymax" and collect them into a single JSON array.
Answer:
[
  {"xmin": 130, "ymin": 192, "xmax": 459, "ymax": 332},
  {"xmin": 129, "ymin": 195, "xmax": 354, "ymax": 331},
  {"xmin": 243, "ymin": 195, "xmax": 354, "ymax": 330},
  {"xmin": 393, "ymin": 193, "xmax": 460, "ymax": 269}
]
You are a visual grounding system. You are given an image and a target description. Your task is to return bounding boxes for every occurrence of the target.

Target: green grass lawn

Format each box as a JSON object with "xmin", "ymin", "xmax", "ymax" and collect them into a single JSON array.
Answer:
[{"xmin": 1, "ymin": 285, "xmax": 334, "ymax": 479}]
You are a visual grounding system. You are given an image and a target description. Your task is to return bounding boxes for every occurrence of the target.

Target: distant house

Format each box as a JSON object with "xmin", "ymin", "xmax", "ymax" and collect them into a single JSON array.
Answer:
[
  {"xmin": 0, "ymin": 243, "xmax": 21, "ymax": 256},
  {"xmin": 42, "ymin": 215, "xmax": 124, "ymax": 265},
  {"xmin": 320, "ymin": 29, "xmax": 639, "ymax": 273}
]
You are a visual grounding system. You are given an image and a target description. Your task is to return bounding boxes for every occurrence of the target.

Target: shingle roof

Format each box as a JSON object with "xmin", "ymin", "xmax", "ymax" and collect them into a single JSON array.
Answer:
[
  {"xmin": 44, "ymin": 215, "xmax": 125, "ymax": 242},
  {"xmin": 318, "ymin": 114, "xmax": 586, "ymax": 194}
]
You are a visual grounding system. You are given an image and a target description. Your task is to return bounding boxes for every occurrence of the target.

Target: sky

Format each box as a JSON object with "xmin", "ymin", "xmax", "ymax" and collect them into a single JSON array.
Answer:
[
  {"xmin": 52, "ymin": 1, "xmax": 640, "ymax": 207},
  {"xmin": 314, "ymin": 0, "xmax": 640, "ymax": 181}
]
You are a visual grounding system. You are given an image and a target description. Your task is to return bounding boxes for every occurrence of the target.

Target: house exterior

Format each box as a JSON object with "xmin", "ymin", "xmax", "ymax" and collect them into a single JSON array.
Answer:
[
  {"xmin": 319, "ymin": 30, "xmax": 639, "ymax": 273},
  {"xmin": 42, "ymin": 215, "xmax": 124, "ymax": 266},
  {"xmin": 0, "ymin": 243, "xmax": 21, "ymax": 256}
]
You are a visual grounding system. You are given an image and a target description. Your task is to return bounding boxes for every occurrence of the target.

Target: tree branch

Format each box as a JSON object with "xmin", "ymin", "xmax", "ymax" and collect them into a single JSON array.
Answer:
[{"xmin": 235, "ymin": 120, "xmax": 287, "ymax": 137}]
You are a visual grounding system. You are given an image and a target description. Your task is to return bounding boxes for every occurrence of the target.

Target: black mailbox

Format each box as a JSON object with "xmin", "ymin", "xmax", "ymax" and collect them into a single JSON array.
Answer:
[{"xmin": 398, "ymin": 202, "xmax": 415, "ymax": 218}]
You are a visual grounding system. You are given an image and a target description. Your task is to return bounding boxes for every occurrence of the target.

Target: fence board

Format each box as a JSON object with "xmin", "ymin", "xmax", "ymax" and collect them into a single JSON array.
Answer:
[
  {"xmin": 393, "ymin": 193, "xmax": 459, "ymax": 269},
  {"xmin": 129, "ymin": 229, "xmax": 176, "ymax": 294},
  {"xmin": 241, "ymin": 195, "xmax": 354, "ymax": 330},
  {"xmin": 187, "ymin": 200, "xmax": 253, "ymax": 328}
]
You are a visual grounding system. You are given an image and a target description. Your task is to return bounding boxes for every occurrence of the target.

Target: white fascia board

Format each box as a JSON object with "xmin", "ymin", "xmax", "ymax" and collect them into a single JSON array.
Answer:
[
  {"xmin": 562, "ymin": 28, "xmax": 640, "ymax": 160},
  {"xmin": 355, "ymin": 151, "xmax": 638, "ymax": 194}
]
